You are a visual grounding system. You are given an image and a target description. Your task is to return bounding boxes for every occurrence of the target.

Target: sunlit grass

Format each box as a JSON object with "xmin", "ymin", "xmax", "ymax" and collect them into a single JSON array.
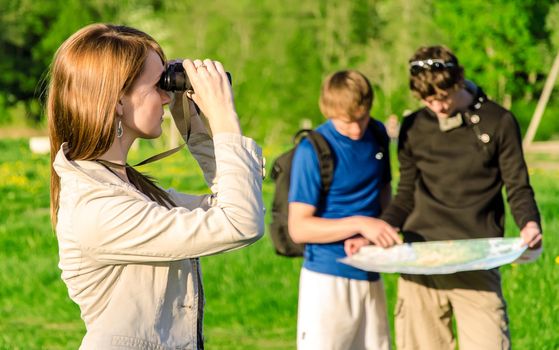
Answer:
[{"xmin": 0, "ymin": 138, "xmax": 557, "ymax": 349}]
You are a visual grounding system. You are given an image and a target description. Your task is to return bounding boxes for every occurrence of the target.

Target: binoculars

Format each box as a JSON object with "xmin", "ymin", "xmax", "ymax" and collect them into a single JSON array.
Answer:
[{"xmin": 159, "ymin": 61, "xmax": 232, "ymax": 92}]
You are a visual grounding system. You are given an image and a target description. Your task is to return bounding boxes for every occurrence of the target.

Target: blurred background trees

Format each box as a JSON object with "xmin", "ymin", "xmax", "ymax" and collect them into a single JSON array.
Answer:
[{"xmin": 1, "ymin": 0, "xmax": 558, "ymax": 143}]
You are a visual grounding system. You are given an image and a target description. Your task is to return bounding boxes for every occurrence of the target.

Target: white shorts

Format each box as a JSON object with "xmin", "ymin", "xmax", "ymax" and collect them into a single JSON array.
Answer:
[{"xmin": 297, "ymin": 268, "xmax": 391, "ymax": 350}]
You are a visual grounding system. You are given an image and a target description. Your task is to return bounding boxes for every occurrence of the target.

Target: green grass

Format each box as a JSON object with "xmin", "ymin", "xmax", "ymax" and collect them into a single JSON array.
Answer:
[{"xmin": 0, "ymin": 138, "xmax": 557, "ymax": 349}]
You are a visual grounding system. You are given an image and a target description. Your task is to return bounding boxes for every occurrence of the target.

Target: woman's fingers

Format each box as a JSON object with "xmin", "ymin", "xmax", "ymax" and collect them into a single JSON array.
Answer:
[
  {"xmin": 182, "ymin": 59, "xmax": 197, "ymax": 74},
  {"xmin": 180, "ymin": 58, "xmax": 239, "ymax": 134},
  {"xmin": 214, "ymin": 60, "xmax": 226, "ymax": 75},
  {"xmin": 202, "ymin": 59, "xmax": 217, "ymax": 73}
]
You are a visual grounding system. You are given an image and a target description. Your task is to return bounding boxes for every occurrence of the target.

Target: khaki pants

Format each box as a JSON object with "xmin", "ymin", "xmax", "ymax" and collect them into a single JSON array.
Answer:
[
  {"xmin": 297, "ymin": 268, "xmax": 391, "ymax": 350},
  {"xmin": 395, "ymin": 270, "xmax": 510, "ymax": 350}
]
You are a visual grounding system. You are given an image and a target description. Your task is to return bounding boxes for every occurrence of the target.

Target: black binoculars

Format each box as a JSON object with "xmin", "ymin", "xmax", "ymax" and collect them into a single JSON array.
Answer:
[{"xmin": 159, "ymin": 62, "xmax": 232, "ymax": 92}]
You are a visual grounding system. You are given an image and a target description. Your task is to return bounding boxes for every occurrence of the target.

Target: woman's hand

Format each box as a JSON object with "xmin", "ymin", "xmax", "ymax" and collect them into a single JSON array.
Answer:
[{"xmin": 182, "ymin": 59, "xmax": 241, "ymax": 135}]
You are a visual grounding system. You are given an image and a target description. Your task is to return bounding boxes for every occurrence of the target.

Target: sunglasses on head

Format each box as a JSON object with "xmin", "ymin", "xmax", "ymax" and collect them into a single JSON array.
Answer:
[{"xmin": 409, "ymin": 59, "xmax": 455, "ymax": 75}]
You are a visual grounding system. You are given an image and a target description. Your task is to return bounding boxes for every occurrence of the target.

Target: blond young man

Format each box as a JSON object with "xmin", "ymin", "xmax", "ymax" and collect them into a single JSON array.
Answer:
[
  {"xmin": 288, "ymin": 70, "xmax": 401, "ymax": 350},
  {"xmin": 381, "ymin": 46, "xmax": 542, "ymax": 350}
]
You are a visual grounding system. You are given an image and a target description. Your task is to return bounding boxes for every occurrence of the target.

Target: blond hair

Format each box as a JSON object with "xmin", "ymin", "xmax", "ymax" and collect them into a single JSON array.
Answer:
[
  {"xmin": 319, "ymin": 70, "xmax": 373, "ymax": 120},
  {"xmin": 47, "ymin": 23, "xmax": 173, "ymax": 227}
]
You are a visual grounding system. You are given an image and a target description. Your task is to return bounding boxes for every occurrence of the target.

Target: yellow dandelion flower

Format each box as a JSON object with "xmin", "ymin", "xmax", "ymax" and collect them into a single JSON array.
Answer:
[{"xmin": 555, "ymin": 256, "xmax": 559, "ymax": 265}]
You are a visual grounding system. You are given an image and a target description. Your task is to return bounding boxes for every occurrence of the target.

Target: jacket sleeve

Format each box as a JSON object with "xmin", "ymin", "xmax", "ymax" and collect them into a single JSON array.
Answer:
[
  {"xmin": 380, "ymin": 115, "xmax": 417, "ymax": 229},
  {"xmin": 75, "ymin": 133, "xmax": 265, "ymax": 264},
  {"xmin": 496, "ymin": 112, "xmax": 541, "ymax": 229},
  {"xmin": 165, "ymin": 133, "xmax": 220, "ymax": 211}
]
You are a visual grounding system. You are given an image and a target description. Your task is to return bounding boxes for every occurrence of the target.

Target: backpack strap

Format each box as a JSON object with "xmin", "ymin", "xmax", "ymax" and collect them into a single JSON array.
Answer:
[{"xmin": 294, "ymin": 129, "xmax": 334, "ymax": 194}]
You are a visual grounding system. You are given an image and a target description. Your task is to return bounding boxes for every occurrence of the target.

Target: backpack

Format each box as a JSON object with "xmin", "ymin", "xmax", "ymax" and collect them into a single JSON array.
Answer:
[
  {"xmin": 268, "ymin": 120, "xmax": 390, "ymax": 257},
  {"xmin": 269, "ymin": 130, "xmax": 334, "ymax": 257}
]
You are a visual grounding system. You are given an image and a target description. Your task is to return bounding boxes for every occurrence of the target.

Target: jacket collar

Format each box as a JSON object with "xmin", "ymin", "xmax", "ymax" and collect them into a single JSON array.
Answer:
[
  {"xmin": 423, "ymin": 80, "xmax": 488, "ymax": 129},
  {"xmin": 464, "ymin": 80, "xmax": 488, "ymax": 112},
  {"xmin": 53, "ymin": 143, "xmax": 130, "ymax": 187}
]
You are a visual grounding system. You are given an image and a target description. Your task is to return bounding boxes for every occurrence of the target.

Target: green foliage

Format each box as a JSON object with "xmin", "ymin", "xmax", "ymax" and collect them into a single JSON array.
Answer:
[
  {"xmin": 2, "ymin": 0, "xmax": 559, "ymax": 139},
  {"xmin": 0, "ymin": 0, "xmax": 169, "ymax": 124},
  {"xmin": 433, "ymin": 0, "xmax": 550, "ymax": 103},
  {"xmin": 0, "ymin": 0, "xmax": 59, "ymax": 122},
  {"xmin": 546, "ymin": 3, "xmax": 559, "ymax": 51}
]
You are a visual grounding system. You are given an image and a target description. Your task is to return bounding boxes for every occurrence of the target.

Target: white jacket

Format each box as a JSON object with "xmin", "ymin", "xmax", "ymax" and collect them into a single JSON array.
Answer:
[{"xmin": 54, "ymin": 133, "xmax": 264, "ymax": 349}]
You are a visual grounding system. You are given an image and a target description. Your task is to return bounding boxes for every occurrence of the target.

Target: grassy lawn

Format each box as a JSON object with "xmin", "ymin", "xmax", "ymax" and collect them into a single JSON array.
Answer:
[{"xmin": 0, "ymin": 137, "xmax": 557, "ymax": 349}]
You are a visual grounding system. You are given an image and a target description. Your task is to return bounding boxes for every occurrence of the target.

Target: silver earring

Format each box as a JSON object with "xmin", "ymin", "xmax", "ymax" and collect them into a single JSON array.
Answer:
[{"xmin": 116, "ymin": 119, "xmax": 123, "ymax": 138}]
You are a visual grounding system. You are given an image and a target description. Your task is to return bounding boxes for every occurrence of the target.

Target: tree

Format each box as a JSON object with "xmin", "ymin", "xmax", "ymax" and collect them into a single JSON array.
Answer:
[
  {"xmin": 432, "ymin": 0, "xmax": 549, "ymax": 106},
  {"xmin": 0, "ymin": 0, "xmax": 167, "ymax": 124},
  {"xmin": 356, "ymin": 0, "xmax": 439, "ymax": 117}
]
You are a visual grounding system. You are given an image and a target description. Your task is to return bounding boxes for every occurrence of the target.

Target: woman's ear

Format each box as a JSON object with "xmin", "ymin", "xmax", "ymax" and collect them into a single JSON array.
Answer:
[{"xmin": 116, "ymin": 100, "xmax": 124, "ymax": 116}]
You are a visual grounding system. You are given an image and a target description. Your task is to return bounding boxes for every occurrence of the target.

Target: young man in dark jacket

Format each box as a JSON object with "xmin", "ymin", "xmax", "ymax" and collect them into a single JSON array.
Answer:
[{"xmin": 380, "ymin": 45, "xmax": 542, "ymax": 350}]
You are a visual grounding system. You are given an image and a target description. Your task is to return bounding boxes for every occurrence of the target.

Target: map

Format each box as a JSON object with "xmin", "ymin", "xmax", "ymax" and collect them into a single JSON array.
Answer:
[{"xmin": 339, "ymin": 237, "xmax": 542, "ymax": 275}]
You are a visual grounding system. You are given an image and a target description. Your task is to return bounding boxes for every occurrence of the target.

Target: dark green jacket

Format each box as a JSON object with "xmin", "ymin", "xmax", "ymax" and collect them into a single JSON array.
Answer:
[{"xmin": 381, "ymin": 85, "xmax": 540, "ymax": 242}]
